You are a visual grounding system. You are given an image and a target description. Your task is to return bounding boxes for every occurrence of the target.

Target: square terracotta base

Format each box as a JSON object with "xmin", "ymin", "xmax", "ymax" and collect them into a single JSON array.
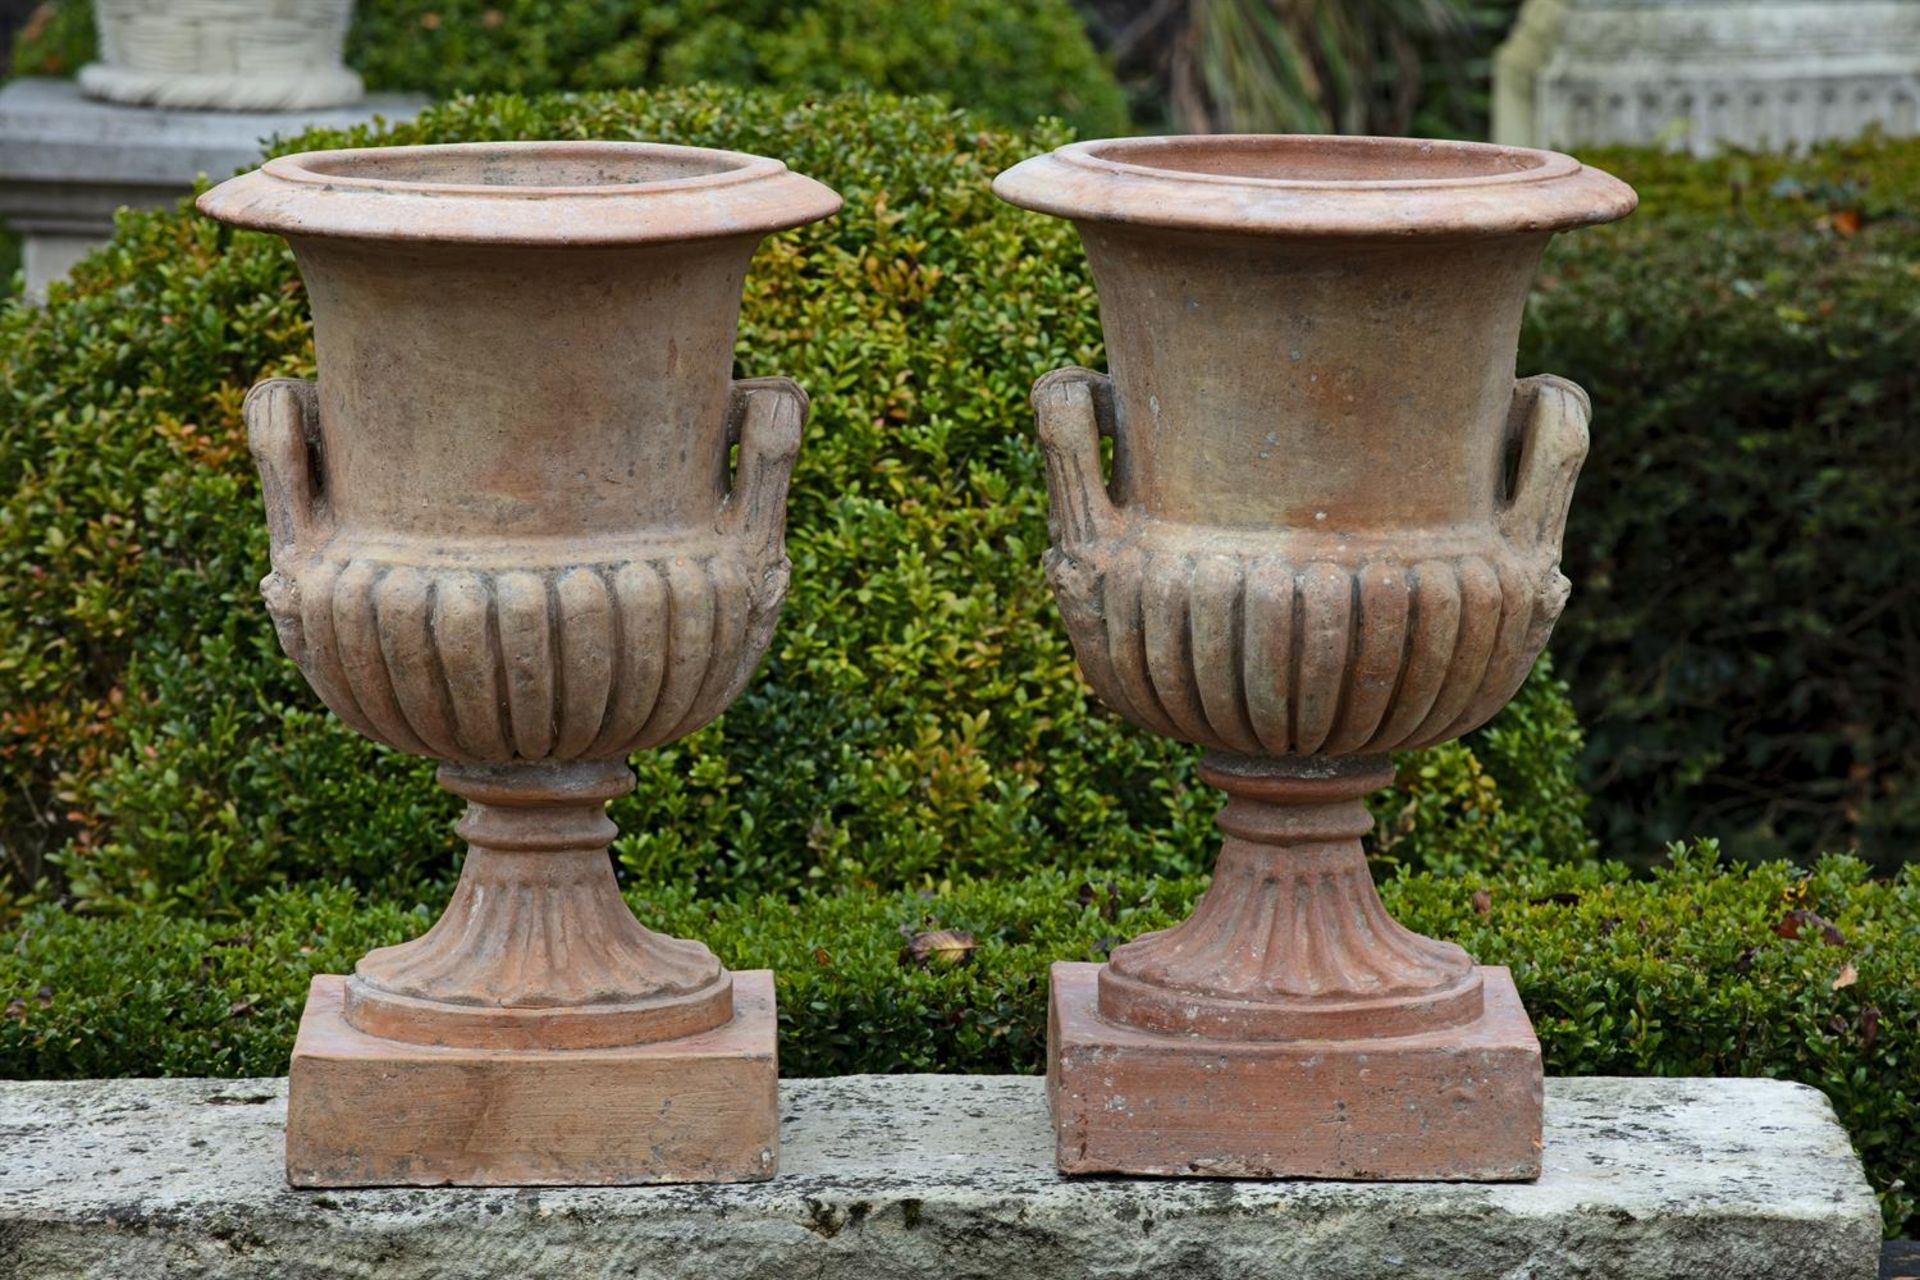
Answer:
[
  {"xmin": 286, "ymin": 970, "xmax": 779, "ymax": 1187},
  {"xmin": 1048, "ymin": 961, "xmax": 1543, "ymax": 1180}
]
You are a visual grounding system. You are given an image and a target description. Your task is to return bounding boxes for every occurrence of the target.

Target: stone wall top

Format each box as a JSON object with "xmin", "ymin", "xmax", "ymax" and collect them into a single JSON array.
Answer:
[{"xmin": 0, "ymin": 1074, "xmax": 1883, "ymax": 1280}]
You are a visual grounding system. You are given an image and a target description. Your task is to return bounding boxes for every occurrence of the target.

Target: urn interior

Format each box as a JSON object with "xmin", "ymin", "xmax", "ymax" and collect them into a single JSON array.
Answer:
[
  {"xmin": 286, "ymin": 140, "xmax": 755, "ymax": 189},
  {"xmin": 1077, "ymin": 133, "xmax": 1558, "ymax": 183}
]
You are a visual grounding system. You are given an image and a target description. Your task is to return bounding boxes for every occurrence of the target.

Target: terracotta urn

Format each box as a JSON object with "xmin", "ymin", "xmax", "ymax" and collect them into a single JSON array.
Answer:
[
  {"xmin": 995, "ymin": 135, "xmax": 1634, "ymax": 1179},
  {"xmin": 198, "ymin": 141, "xmax": 840, "ymax": 1186},
  {"xmin": 82, "ymin": 0, "xmax": 365, "ymax": 111}
]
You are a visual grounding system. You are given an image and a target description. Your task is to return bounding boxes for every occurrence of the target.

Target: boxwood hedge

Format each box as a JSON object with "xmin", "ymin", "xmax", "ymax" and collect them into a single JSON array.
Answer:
[
  {"xmin": 2, "ymin": 846, "xmax": 1912, "ymax": 1233},
  {"xmin": 0, "ymin": 85, "xmax": 1591, "ymax": 911},
  {"xmin": 8, "ymin": 0, "xmax": 1129, "ymax": 137},
  {"xmin": 1538, "ymin": 138, "xmax": 1920, "ymax": 869}
]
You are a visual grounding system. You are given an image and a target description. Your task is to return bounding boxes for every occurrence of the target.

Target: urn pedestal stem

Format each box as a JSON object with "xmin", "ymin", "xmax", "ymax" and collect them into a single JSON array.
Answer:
[
  {"xmin": 341, "ymin": 761, "xmax": 734, "ymax": 1052},
  {"xmin": 1099, "ymin": 755, "xmax": 1484, "ymax": 1042}
]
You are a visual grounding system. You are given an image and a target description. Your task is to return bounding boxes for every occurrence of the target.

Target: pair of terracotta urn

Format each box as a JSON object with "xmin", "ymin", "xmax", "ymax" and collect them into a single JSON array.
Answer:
[{"xmin": 197, "ymin": 130, "xmax": 1633, "ymax": 1188}]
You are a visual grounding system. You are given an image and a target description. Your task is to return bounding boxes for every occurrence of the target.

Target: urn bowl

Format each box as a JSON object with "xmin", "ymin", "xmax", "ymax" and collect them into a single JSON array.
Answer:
[
  {"xmin": 997, "ymin": 135, "xmax": 1632, "ymax": 759},
  {"xmin": 203, "ymin": 142, "xmax": 841, "ymax": 769}
]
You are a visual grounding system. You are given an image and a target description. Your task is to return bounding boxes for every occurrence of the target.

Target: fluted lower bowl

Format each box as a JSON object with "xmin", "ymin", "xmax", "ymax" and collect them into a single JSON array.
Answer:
[
  {"xmin": 264, "ymin": 536, "xmax": 789, "ymax": 765},
  {"xmin": 1047, "ymin": 525, "xmax": 1565, "ymax": 757}
]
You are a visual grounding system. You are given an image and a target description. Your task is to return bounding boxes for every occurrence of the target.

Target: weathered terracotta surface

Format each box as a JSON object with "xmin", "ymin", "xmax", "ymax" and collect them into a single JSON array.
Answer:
[
  {"xmin": 1099, "ymin": 757, "xmax": 1485, "ymax": 1042},
  {"xmin": 996, "ymin": 134, "xmax": 1633, "ymax": 1179},
  {"xmin": 1050, "ymin": 962, "xmax": 1543, "ymax": 1179},
  {"xmin": 198, "ymin": 141, "xmax": 839, "ymax": 1185},
  {"xmin": 288, "ymin": 971, "xmax": 779, "ymax": 1186}
]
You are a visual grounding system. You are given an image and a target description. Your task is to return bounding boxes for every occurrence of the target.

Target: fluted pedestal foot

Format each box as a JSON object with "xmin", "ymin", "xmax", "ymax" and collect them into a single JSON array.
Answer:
[
  {"xmin": 286, "ymin": 760, "xmax": 778, "ymax": 1186},
  {"xmin": 1049, "ymin": 754, "xmax": 1542, "ymax": 1180}
]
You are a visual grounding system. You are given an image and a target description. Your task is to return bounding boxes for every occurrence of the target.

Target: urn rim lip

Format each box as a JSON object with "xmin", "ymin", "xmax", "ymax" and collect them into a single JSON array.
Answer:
[
  {"xmin": 197, "ymin": 140, "xmax": 843, "ymax": 246},
  {"xmin": 993, "ymin": 134, "xmax": 1636, "ymax": 239}
]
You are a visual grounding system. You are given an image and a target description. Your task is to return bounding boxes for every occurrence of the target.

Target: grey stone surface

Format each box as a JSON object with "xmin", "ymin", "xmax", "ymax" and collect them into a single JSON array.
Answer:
[
  {"xmin": 0, "ymin": 77, "xmax": 423, "ymax": 295},
  {"xmin": 0, "ymin": 1073, "xmax": 1881, "ymax": 1280},
  {"xmin": 1494, "ymin": 0, "xmax": 1920, "ymax": 155}
]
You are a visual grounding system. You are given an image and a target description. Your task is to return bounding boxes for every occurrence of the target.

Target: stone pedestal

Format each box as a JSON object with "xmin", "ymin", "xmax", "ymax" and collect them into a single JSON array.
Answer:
[
  {"xmin": 1495, "ymin": 0, "xmax": 1920, "ymax": 155},
  {"xmin": 1041, "ymin": 757, "xmax": 1546, "ymax": 1180},
  {"xmin": 1047, "ymin": 962, "xmax": 1542, "ymax": 1179},
  {"xmin": 0, "ymin": 78, "xmax": 423, "ymax": 297},
  {"xmin": 287, "ymin": 972, "xmax": 780, "ymax": 1187},
  {"xmin": 0, "ymin": 1074, "xmax": 1883, "ymax": 1279}
]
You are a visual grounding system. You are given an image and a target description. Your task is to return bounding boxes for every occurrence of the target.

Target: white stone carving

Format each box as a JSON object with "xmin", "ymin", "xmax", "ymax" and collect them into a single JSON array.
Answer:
[
  {"xmin": 79, "ymin": 0, "xmax": 364, "ymax": 112},
  {"xmin": 1495, "ymin": 0, "xmax": 1920, "ymax": 155}
]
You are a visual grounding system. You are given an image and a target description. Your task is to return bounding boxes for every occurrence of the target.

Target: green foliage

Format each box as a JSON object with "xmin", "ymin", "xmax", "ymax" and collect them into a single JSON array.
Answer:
[
  {"xmin": 6, "ymin": 0, "xmax": 1128, "ymax": 137},
  {"xmin": 1405, "ymin": 0, "xmax": 1523, "ymax": 138},
  {"xmin": 1080, "ymin": 0, "xmax": 1516, "ymax": 139},
  {"xmin": 0, "ymin": 86, "xmax": 1589, "ymax": 911},
  {"xmin": 3, "ymin": 0, "xmax": 94, "ymax": 80},
  {"xmin": 3, "ymin": 849, "xmax": 1913, "ymax": 1233},
  {"xmin": 1529, "ymin": 135, "xmax": 1920, "ymax": 868},
  {"xmin": 1177, "ymin": 0, "xmax": 1469, "ymax": 135}
]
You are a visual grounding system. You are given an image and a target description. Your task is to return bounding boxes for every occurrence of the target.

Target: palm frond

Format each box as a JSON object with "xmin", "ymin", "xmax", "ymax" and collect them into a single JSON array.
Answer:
[{"xmin": 1164, "ymin": 0, "xmax": 1474, "ymax": 136}]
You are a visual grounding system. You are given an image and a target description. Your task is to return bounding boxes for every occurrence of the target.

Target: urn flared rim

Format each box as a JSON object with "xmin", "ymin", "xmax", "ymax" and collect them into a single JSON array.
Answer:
[
  {"xmin": 993, "ymin": 134, "xmax": 1636, "ymax": 239},
  {"xmin": 197, "ymin": 140, "xmax": 843, "ymax": 246}
]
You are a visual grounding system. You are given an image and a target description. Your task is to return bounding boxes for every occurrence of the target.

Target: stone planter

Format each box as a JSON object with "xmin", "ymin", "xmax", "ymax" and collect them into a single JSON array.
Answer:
[
  {"xmin": 995, "ymin": 135, "xmax": 1634, "ymax": 1179},
  {"xmin": 197, "ymin": 141, "xmax": 840, "ymax": 1185},
  {"xmin": 81, "ymin": 0, "xmax": 365, "ymax": 111}
]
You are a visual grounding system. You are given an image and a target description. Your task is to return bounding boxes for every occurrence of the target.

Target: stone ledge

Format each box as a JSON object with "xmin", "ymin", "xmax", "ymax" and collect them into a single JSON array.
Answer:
[
  {"xmin": 0, "ymin": 1074, "xmax": 1881, "ymax": 1280},
  {"xmin": 0, "ymin": 78, "xmax": 424, "ymax": 194},
  {"xmin": 0, "ymin": 77, "xmax": 425, "ymax": 294}
]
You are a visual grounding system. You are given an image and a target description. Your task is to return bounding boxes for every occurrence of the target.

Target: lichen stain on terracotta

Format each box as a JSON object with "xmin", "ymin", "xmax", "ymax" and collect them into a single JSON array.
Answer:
[
  {"xmin": 998, "ymin": 133, "xmax": 1633, "ymax": 1180},
  {"xmin": 199, "ymin": 140, "xmax": 840, "ymax": 1187}
]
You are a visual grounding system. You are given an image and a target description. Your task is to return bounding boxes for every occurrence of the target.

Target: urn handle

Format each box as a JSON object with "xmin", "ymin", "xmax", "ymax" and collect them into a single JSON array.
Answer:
[
  {"xmin": 721, "ymin": 376, "xmax": 808, "ymax": 557},
  {"xmin": 1032, "ymin": 366, "xmax": 1123, "ymax": 548},
  {"xmin": 244, "ymin": 376, "xmax": 332, "ymax": 667},
  {"xmin": 1500, "ymin": 374, "xmax": 1590, "ymax": 555},
  {"xmin": 245, "ymin": 377, "xmax": 332, "ymax": 571}
]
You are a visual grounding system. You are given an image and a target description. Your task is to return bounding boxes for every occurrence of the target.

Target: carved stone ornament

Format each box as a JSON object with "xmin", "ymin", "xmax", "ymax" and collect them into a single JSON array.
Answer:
[
  {"xmin": 81, "ymin": 0, "xmax": 366, "ymax": 112},
  {"xmin": 995, "ymin": 134, "xmax": 1635, "ymax": 1179},
  {"xmin": 197, "ymin": 141, "xmax": 840, "ymax": 1186},
  {"xmin": 1494, "ymin": 0, "xmax": 1920, "ymax": 157}
]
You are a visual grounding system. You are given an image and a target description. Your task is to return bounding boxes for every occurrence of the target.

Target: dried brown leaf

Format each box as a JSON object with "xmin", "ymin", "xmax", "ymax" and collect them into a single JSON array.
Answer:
[
  {"xmin": 899, "ymin": 929, "xmax": 976, "ymax": 969},
  {"xmin": 1774, "ymin": 910, "xmax": 1846, "ymax": 946}
]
